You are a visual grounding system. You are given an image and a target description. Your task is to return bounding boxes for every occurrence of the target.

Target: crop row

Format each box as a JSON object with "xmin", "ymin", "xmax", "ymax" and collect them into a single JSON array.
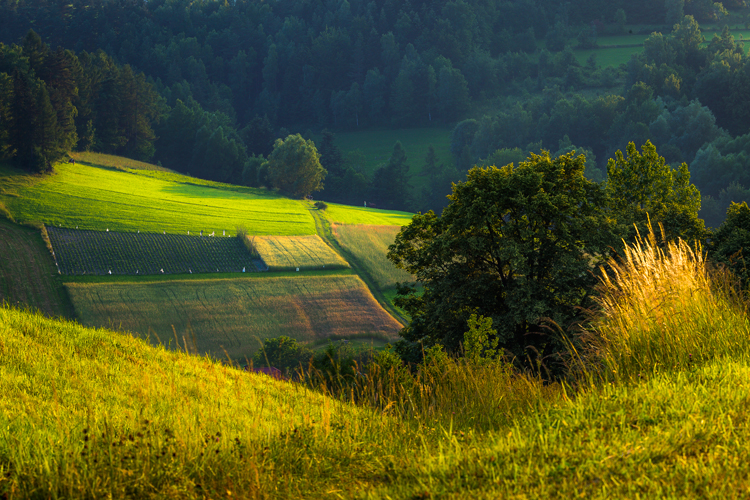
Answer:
[{"xmin": 47, "ymin": 226, "xmax": 261, "ymax": 275}]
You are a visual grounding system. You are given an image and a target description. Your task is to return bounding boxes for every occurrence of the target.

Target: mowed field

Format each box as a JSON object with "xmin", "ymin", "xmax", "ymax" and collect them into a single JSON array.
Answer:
[
  {"xmin": 0, "ymin": 161, "xmax": 315, "ymax": 235},
  {"xmin": 252, "ymin": 235, "xmax": 349, "ymax": 271},
  {"xmin": 65, "ymin": 275, "xmax": 402, "ymax": 359},
  {"xmin": 332, "ymin": 224, "xmax": 414, "ymax": 290},
  {"xmin": 0, "ymin": 219, "xmax": 72, "ymax": 318}
]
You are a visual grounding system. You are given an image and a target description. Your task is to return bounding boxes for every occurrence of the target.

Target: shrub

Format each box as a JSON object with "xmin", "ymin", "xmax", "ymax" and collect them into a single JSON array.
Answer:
[
  {"xmin": 252, "ymin": 336, "xmax": 312, "ymax": 374},
  {"xmin": 314, "ymin": 201, "xmax": 328, "ymax": 211}
]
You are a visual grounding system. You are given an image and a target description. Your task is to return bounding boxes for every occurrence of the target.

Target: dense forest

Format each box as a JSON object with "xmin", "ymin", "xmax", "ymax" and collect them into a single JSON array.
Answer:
[{"xmin": 2, "ymin": 0, "xmax": 750, "ymax": 225}]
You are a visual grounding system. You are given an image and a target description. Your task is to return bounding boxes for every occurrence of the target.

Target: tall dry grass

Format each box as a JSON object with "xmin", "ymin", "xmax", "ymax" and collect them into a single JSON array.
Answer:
[{"xmin": 583, "ymin": 223, "xmax": 750, "ymax": 380}]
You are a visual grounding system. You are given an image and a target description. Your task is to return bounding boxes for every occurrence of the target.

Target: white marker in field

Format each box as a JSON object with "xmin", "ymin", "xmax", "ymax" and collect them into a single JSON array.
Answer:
[
  {"xmin": 108, "ymin": 270, "xmax": 111, "ymax": 274},
  {"xmin": 160, "ymin": 268, "xmax": 164, "ymax": 273},
  {"xmin": 223, "ymin": 230, "xmax": 225, "ymax": 236},
  {"xmin": 296, "ymin": 267, "xmax": 299, "ymax": 272},
  {"xmin": 242, "ymin": 267, "xmax": 245, "ymax": 272}
]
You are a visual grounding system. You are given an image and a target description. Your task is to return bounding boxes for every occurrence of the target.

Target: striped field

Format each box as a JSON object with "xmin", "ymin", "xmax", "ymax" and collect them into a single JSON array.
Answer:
[
  {"xmin": 47, "ymin": 226, "xmax": 257, "ymax": 275},
  {"xmin": 65, "ymin": 274, "xmax": 402, "ymax": 360}
]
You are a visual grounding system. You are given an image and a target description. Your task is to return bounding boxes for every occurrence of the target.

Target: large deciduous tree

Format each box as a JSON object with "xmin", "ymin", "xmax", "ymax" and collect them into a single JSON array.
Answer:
[
  {"xmin": 606, "ymin": 140, "xmax": 706, "ymax": 244},
  {"xmin": 266, "ymin": 134, "xmax": 326, "ymax": 198},
  {"xmin": 388, "ymin": 150, "xmax": 616, "ymax": 369}
]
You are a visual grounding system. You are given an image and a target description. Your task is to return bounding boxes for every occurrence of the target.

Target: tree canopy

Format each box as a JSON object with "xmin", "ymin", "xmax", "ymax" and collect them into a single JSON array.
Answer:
[
  {"xmin": 388, "ymin": 150, "xmax": 616, "ymax": 368},
  {"xmin": 606, "ymin": 140, "xmax": 706, "ymax": 243},
  {"xmin": 266, "ymin": 134, "xmax": 327, "ymax": 198}
]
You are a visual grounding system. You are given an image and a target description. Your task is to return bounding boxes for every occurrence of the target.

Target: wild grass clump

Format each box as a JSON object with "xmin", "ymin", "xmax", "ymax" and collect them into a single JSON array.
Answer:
[
  {"xmin": 304, "ymin": 343, "xmax": 560, "ymax": 433},
  {"xmin": 583, "ymin": 224, "xmax": 750, "ymax": 381}
]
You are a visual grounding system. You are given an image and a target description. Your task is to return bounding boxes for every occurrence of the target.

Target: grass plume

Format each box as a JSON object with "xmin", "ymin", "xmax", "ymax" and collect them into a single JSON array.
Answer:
[{"xmin": 583, "ymin": 223, "xmax": 750, "ymax": 380}]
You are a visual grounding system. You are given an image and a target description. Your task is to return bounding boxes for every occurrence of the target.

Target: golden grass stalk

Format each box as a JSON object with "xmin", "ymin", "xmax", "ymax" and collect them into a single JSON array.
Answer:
[{"xmin": 585, "ymin": 222, "xmax": 750, "ymax": 380}]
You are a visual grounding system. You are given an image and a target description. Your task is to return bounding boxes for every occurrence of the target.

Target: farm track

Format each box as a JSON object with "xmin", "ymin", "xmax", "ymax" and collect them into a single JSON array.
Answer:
[{"xmin": 308, "ymin": 206, "xmax": 408, "ymax": 326}]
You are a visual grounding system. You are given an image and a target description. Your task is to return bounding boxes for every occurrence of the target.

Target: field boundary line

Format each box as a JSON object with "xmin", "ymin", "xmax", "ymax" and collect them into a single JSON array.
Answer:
[{"xmin": 306, "ymin": 203, "xmax": 408, "ymax": 326}]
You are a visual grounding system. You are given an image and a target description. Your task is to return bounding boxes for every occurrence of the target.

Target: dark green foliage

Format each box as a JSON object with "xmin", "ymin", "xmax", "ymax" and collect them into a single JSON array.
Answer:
[
  {"xmin": 711, "ymin": 201, "xmax": 750, "ymax": 286},
  {"xmin": 314, "ymin": 201, "xmax": 328, "ymax": 211},
  {"xmin": 371, "ymin": 141, "xmax": 412, "ymax": 211},
  {"xmin": 388, "ymin": 150, "xmax": 616, "ymax": 370},
  {"xmin": 267, "ymin": 134, "xmax": 327, "ymax": 198},
  {"xmin": 252, "ymin": 336, "xmax": 313, "ymax": 374},
  {"xmin": 606, "ymin": 140, "xmax": 706, "ymax": 244}
]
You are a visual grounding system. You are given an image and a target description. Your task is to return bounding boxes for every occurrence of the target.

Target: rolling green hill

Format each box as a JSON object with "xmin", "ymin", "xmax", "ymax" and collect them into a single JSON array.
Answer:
[
  {"xmin": 0, "ymin": 154, "xmax": 416, "ymax": 360},
  {"xmin": 0, "ymin": 161, "xmax": 316, "ymax": 236}
]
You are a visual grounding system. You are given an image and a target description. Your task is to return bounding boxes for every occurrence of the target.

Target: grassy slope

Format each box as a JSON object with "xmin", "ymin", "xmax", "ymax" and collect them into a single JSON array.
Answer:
[
  {"xmin": 65, "ymin": 274, "xmax": 402, "ymax": 360},
  {"xmin": 0, "ymin": 161, "xmax": 315, "ymax": 236},
  {"xmin": 323, "ymin": 203, "xmax": 414, "ymax": 226},
  {"xmin": 0, "ymin": 219, "xmax": 73, "ymax": 318},
  {"xmin": 4, "ymin": 304, "xmax": 750, "ymax": 498},
  {"xmin": 332, "ymin": 224, "xmax": 413, "ymax": 290}
]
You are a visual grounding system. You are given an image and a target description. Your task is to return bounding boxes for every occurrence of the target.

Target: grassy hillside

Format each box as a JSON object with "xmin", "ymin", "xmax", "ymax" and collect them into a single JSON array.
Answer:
[
  {"xmin": 65, "ymin": 274, "xmax": 401, "ymax": 360},
  {"xmin": 332, "ymin": 224, "xmax": 413, "ymax": 290},
  {"xmin": 0, "ymin": 219, "xmax": 73, "ymax": 318},
  {"xmin": 0, "ymin": 161, "xmax": 316, "ymax": 236},
  {"xmin": 322, "ymin": 203, "xmax": 414, "ymax": 226},
  {"xmin": 334, "ymin": 126, "xmax": 453, "ymax": 194},
  {"xmin": 6, "ymin": 224, "xmax": 750, "ymax": 497}
]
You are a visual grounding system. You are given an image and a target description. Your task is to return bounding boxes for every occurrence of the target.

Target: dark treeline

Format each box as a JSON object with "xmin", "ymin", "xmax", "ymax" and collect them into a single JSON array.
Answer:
[
  {"xmin": 0, "ymin": 31, "xmax": 162, "ymax": 171},
  {"xmin": 2, "ymin": 1, "xmax": 750, "ymax": 223}
]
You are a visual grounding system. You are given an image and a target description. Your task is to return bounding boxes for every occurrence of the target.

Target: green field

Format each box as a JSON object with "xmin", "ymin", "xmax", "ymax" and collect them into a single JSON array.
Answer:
[
  {"xmin": 0, "ymin": 219, "xmax": 72, "ymax": 318},
  {"xmin": 332, "ymin": 224, "xmax": 413, "ymax": 290},
  {"xmin": 252, "ymin": 235, "xmax": 349, "ymax": 271},
  {"xmin": 334, "ymin": 126, "xmax": 453, "ymax": 193},
  {"xmin": 0, "ymin": 161, "xmax": 316, "ymax": 236},
  {"xmin": 65, "ymin": 275, "xmax": 402, "ymax": 360},
  {"xmin": 47, "ymin": 226, "xmax": 257, "ymax": 275},
  {"xmin": 323, "ymin": 203, "xmax": 414, "ymax": 226}
]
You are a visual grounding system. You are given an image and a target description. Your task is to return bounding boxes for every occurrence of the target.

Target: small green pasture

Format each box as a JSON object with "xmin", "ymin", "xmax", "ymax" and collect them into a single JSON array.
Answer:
[
  {"xmin": 252, "ymin": 235, "xmax": 349, "ymax": 271},
  {"xmin": 333, "ymin": 126, "xmax": 453, "ymax": 192},
  {"xmin": 0, "ymin": 161, "xmax": 315, "ymax": 236},
  {"xmin": 65, "ymin": 275, "xmax": 402, "ymax": 360},
  {"xmin": 332, "ymin": 224, "xmax": 414, "ymax": 290},
  {"xmin": 323, "ymin": 203, "xmax": 414, "ymax": 226},
  {"xmin": 0, "ymin": 219, "xmax": 72, "ymax": 318}
]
